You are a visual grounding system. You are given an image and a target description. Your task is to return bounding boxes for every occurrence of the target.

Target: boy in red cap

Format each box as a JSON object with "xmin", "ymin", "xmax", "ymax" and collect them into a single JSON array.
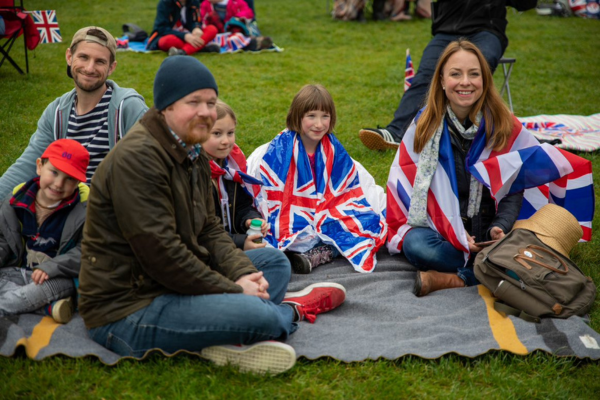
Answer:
[{"xmin": 0, "ymin": 139, "xmax": 89, "ymax": 324}]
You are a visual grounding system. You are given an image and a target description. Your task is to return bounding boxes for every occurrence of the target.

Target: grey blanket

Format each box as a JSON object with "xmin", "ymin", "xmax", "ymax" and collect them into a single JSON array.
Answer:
[{"xmin": 2, "ymin": 252, "xmax": 599, "ymax": 364}]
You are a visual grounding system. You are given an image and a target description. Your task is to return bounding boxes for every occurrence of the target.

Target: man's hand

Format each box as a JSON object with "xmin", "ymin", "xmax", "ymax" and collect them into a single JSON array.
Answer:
[
  {"xmin": 184, "ymin": 33, "xmax": 205, "ymax": 48},
  {"xmin": 236, "ymin": 271, "xmax": 270, "ymax": 300},
  {"xmin": 243, "ymin": 234, "xmax": 267, "ymax": 250},
  {"xmin": 31, "ymin": 269, "xmax": 49, "ymax": 285}
]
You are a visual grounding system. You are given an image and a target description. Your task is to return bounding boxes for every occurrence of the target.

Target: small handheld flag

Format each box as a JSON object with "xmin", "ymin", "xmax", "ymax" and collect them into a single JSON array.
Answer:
[
  {"xmin": 28, "ymin": 10, "xmax": 61, "ymax": 44},
  {"xmin": 404, "ymin": 48, "xmax": 414, "ymax": 92}
]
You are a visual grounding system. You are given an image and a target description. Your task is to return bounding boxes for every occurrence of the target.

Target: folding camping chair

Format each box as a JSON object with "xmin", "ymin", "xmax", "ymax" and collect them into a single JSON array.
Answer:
[
  {"xmin": 498, "ymin": 57, "xmax": 516, "ymax": 113},
  {"xmin": 0, "ymin": 0, "xmax": 30, "ymax": 74}
]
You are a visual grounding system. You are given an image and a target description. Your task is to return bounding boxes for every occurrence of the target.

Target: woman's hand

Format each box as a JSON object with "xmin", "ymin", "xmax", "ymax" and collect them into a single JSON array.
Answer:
[
  {"xmin": 467, "ymin": 233, "xmax": 483, "ymax": 253},
  {"xmin": 489, "ymin": 226, "xmax": 505, "ymax": 241}
]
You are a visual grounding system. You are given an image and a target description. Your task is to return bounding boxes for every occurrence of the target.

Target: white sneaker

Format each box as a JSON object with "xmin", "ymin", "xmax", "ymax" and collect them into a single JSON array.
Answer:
[
  {"xmin": 359, "ymin": 127, "xmax": 400, "ymax": 150},
  {"xmin": 201, "ymin": 341, "xmax": 296, "ymax": 374}
]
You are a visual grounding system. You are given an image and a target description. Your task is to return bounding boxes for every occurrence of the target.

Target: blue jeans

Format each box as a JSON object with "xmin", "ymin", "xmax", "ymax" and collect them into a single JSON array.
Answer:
[
  {"xmin": 402, "ymin": 227, "xmax": 479, "ymax": 286},
  {"xmin": 88, "ymin": 248, "xmax": 297, "ymax": 358},
  {"xmin": 0, "ymin": 267, "xmax": 75, "ymax": 316},
  {"xmin": 387, "ymin": 31, "xmax": 503, "ymax": 140}
]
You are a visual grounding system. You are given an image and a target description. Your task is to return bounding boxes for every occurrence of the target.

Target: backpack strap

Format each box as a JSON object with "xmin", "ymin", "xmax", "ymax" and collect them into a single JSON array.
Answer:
[{"xmin": 494, "ymin": 301, "xmax": 541, "ymax": 324}]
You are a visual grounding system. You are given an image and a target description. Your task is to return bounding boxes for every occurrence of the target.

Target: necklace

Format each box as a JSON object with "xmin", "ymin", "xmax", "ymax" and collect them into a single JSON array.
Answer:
[{"xmin": 35, "ymin": 200, "xmax": 59, "ymax": 210}]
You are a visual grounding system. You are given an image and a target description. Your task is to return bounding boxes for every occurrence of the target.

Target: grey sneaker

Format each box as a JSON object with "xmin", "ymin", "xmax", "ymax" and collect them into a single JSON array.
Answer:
[
  {"xmin": 201, "ymin": 341, "xmax": 296, "ymax": 375},
  {"xmin": 168, "ymin": 47, "xmax": 187, "ymax": 57},
  {"xmin": 359, "ymin": 127, "xmax": 400, "ymax": 150},
  {"xmin": 285, "ymin": 251, "xmax": 312, "ymax": 274}
]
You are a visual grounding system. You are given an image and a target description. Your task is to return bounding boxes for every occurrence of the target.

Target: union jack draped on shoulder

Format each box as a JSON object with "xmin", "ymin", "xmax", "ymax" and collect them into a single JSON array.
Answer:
[
  {"xmin": 257, "ymin": 130, "xmax": 388, "ymax": 272},
  {"xmin": 387, "ymin": 113, "xmax": 594, "ymax": 259}
]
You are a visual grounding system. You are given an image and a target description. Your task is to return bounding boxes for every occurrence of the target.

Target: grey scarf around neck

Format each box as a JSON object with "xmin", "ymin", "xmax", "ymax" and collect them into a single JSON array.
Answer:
[{"xmin": 407, "ymin": 106, "xmax": 483, "ymax": 228}]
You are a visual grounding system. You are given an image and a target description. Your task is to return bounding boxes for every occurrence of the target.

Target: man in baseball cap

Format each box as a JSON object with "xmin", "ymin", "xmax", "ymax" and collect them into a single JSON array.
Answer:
[
  {"xmin": 0, "ymin": 26, "xmax": 148, "ymax": 200},
  {"xmin": 79, "ymin": 56, "xmax": 345, "ymax": 374}
]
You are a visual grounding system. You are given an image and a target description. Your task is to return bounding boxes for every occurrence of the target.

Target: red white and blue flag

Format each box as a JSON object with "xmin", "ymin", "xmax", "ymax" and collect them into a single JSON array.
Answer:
[
  {"xmin": 257, "ymin": 130, "xmax": 387, "ymax": 272},
  {"xmin": 210, "ymin": 144, "xmax": 263, "ymax": 199},
  {"xmin": 404, "ymin": 48, "xmax": 414, "ymax": 92},
  {"xmin": 387, "ymin": 112, "xmax": 594, "ymax": 259},
  {"xmin": 28, "ymin": 10, "xmax": 61, "ymax": 44}
]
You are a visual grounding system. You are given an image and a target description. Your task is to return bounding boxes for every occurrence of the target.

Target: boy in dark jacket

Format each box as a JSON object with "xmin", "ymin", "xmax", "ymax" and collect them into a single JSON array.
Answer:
[{"xmin": 0, "ymin": 139, "xmax": 89, "ymax": 323}]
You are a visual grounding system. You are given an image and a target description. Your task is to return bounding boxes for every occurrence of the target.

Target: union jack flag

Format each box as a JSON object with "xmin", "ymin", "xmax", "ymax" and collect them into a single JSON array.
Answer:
[
  {"xmin": 404, "ymin": 48, "xmax": 414, "ymax": 92},
  {"xmin": 257, "ymin": 130, "xmax": 387, "ymax": 272},
  {"xmin": 387, "ymin": 111, "xmax": 594, "ymax": 259},
  {"xmin": 28, "ymin": 10, "xmax": 61, "ymax": 44},
  {"xmin": 210, "ymin": 144, "xmax": 263, "ymax": 231},
  {"xmin": 209, "ymin": 32, "xmax": 251, "ymax": 53}
]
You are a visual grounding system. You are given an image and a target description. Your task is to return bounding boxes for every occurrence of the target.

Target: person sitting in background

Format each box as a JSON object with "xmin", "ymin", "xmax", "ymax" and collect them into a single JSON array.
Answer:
[
  {"xmin": 0, "ymin": 140, "xmax": 89, "ymax": 324},
  {"xmin": 359, "ymin": 0, "xmax": 537, "ymax": 150},
  {"xmin": 0, "ymin": 26, "xmax": 148, "ymax": 200},
  {"xmin": 146, "ymin": 0, "xmax": 219, "ymax": 56}
]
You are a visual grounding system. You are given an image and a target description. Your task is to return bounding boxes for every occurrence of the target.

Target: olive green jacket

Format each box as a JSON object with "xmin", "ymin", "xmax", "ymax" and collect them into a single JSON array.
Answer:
[{"xmin": 79, "ymin": 108, "xmax": 257, "ymax": 329}]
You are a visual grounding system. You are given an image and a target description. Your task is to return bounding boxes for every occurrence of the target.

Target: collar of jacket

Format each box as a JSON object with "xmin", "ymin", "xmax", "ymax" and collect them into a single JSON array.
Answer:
[{"xmin": 141, "ymin": 107, "xmax": 199, "ymax": 165}]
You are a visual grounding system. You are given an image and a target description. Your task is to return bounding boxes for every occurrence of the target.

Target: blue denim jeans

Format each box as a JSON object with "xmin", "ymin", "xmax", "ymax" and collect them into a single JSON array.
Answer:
[
  {"xmin": 0, "ymin": 267, "xmax": 75, "ymax": 316},
  {"xmin": 402, "ymin": 227, "xmax": 479, "ymax": 286},
  {"xmin": 387, "ymin": 31, "xmax": 503, "ymax": 139},
  {"xmin": 88, "ymin": 248, "xmax": 297, "ymax": 357}
]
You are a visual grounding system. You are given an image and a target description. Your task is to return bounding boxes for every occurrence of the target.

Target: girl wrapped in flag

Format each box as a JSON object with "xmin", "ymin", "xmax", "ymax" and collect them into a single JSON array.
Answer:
[
  {"xmin": 386, "ymin": 39, "xmax": 594, "ymax": 297},
  {"xmin": 248, "ymin": 85, "xmax": 387, "ymax": 273},
  {"xmin": 204, "ymin": 100, "xmax": 267, "ymax": 250}
]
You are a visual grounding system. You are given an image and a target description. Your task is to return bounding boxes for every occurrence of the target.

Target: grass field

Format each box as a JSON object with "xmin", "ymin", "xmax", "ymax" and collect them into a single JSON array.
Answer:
[{"xmin": 1, "ymin": 1, "xmax": 600, "ymax": 398}]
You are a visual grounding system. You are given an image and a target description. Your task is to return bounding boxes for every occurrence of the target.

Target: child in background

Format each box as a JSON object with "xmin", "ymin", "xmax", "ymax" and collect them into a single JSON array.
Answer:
[
  {"xmin": 204, "ymin": 100, "xmax": 268, "ymax": 250},
  {"xmin": 247, "ymin": 84, "xmax": 388, "ymax": 274},
  {"xmin": 200, "ymin": 0, "xmax": 254, "ymax": 33},
  {"xmin": 147, "ymin": 0, "xmax": 219, "ymax": 56},
  {"xmin": 0, "ymin": 139, "xmax": 89, "ymax": 323}
]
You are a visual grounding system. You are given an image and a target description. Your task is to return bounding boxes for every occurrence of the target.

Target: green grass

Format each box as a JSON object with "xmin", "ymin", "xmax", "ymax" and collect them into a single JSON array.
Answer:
[{"xmin": 1, "ymin": 1, "xmax": 600, "ymax": 398}]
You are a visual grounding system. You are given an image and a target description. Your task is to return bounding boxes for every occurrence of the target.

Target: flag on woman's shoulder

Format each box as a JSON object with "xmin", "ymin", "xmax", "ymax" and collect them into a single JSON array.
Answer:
[{"xmin": 386, "ymin": 114, "xmax": 594, "ymax": 258}]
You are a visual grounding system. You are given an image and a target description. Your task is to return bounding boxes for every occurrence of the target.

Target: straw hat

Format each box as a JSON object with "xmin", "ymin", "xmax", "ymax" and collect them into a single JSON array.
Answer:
[{"xmin": 512, "ymin": 204, "xmax": 582, "ymax": 258}]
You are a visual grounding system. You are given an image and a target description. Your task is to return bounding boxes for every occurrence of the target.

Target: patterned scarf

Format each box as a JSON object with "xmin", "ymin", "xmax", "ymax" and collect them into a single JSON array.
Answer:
[{"xmin": 408, "ymin": 106, "xmax": 482, "ymax": 228}]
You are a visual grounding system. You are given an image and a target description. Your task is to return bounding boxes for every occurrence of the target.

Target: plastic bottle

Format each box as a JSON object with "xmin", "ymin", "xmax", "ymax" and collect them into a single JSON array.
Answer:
[{"xmin": 247, "ymin": 219, "xmax": 263, "ymax": 244}]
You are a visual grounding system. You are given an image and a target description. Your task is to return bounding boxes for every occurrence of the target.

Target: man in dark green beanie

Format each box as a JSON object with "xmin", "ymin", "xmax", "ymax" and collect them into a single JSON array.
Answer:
[{"xmin": 78, "ymin": 56, "xmax": 346, "ymax": 374}]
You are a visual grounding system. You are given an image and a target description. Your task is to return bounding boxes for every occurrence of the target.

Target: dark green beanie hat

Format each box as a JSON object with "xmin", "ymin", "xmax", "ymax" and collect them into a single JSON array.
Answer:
[{"xmin": 153, "ymin": 56, "xmax": 218, "ymax": 110}]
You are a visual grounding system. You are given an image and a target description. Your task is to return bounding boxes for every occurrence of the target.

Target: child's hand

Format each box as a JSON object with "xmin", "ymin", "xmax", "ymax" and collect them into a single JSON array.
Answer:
[
  {"xmin": 244, "ymin": 235, "xmax": 267, "ymax": 250},
  {"xmin": 192, "ymin": 27, "xmax": 204, "ymax": 37},
  {"xmin": 184, "ymin": 33, "xmax": 205, "ymax": 48},
  {"xmin": 246, "ymin": 218, "xmax": 269, "ymax": 235},
  {"xmin": 31, "ymin": 269, "xmax": 49, "ymax": 285}
]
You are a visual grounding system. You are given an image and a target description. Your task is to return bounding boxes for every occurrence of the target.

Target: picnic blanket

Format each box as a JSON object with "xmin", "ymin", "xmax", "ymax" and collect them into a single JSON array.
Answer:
[
  {"xmin": 2, "ymin": 252, "xmax": 599, "ymax": 365},
  {"xmin": 518, "ymin": 113, "xmax": 600, "ymax": 152},
  {"xmin": 117, "ymin": 33, "xmax": 283, "ymax": 54}
]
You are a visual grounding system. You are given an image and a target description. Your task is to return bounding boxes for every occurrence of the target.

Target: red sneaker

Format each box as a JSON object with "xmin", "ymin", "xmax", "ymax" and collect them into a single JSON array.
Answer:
[{"xmin": 282, "ymin": 282, "xmax": 346, "ymax": 323}]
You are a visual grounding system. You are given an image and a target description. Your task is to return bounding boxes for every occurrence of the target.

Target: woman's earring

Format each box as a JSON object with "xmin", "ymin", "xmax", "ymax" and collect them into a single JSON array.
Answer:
[{"xmin": 442, "ymin": 86, "xmax": 446, "ymax": 90}]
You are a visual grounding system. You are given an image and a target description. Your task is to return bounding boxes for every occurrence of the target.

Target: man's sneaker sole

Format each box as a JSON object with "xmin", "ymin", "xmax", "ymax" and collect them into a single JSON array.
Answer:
[
  {"xmin": 284, "ymin": 282, "xmax": 347, "ymax": 300},
  {"xmin": 52, "ymin": 297, "xmax": 73, "ymax": 324},
  {"xmin": 201, "ymin": 341, "xmax": 296, "ymax": 375},
  {"xmin": 359, "ymin": 129, "xmax": 399, "ymax": 151}
]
